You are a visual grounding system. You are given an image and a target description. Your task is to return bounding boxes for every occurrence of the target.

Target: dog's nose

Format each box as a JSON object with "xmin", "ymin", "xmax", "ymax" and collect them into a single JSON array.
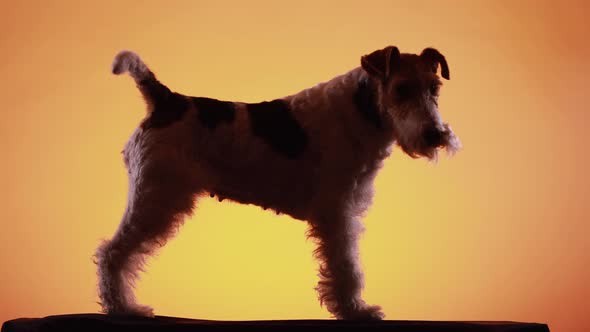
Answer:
[{"xmin": 422, "ymin": 127, "xmax": 444, "ymax": 147}]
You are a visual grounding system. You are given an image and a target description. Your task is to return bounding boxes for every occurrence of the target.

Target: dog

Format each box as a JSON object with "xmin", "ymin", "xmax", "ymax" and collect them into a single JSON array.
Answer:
[{"xmin": 95, "ymin": 45, "xmax": 460, "ymax": 320}]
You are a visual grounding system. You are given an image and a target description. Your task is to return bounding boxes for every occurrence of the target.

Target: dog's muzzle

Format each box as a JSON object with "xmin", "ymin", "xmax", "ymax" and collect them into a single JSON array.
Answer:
[{"xmin": 422, "ymin": 127, "xmax": 445, "ymax": 148}]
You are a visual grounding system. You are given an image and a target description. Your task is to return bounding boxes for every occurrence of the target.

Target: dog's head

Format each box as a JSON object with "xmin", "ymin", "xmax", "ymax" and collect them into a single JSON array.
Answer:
[{"xmin": 361, "ymin": 46, "xmax": 461, "ymax": 161}]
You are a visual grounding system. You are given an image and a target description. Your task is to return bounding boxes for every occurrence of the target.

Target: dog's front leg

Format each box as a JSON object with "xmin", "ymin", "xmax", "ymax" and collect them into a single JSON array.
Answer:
[{"xmin": 307, "ymin": 213, "xmax": 384, "ymax": 320}]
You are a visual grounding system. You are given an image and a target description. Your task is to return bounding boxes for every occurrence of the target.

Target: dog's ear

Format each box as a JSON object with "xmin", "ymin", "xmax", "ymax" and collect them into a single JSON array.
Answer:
[
  {"xmin": 361, "ymin": 46, "xmax": 401, "ymax": 81},
  {"xmin": 420, "ymin": 48, "xmax": 450, "ymax": 80}
]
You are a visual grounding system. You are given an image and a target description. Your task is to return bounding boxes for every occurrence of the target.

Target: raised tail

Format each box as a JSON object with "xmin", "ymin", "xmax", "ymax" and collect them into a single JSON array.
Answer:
[{"xmin": 111, "ymin": 50, "xmax": 171, "ymax": 110}]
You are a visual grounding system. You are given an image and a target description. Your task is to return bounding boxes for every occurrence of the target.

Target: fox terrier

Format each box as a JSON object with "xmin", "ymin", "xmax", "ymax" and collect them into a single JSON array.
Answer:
[{"xmin": 95, "ymin": 45, "xmax": 460, "ymax": 320}]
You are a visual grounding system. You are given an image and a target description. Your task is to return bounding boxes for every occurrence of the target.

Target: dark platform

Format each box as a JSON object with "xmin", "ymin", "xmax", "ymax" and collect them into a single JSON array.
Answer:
[{"xmin": 1, "ymin": 314, "xmax": 550, "ymax": 332}]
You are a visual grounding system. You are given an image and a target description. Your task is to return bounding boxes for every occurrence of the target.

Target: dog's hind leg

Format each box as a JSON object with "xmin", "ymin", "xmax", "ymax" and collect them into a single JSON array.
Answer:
[
  {"xmin": 95, "ymin": 163, "xmax": 198, "ymax": 316},
  {"xmin": 307, "ymin": 211, "xmax": 384, "ymax": 320}
]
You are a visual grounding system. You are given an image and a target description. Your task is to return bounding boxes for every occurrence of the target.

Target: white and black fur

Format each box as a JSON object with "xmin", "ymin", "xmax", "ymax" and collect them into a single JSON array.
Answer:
[{"xmin": 96, "ymin": 46, "xmax": 460, "ymax": 320}]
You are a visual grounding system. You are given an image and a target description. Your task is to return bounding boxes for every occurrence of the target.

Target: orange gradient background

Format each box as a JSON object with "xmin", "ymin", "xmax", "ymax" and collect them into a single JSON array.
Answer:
[{"xmin": 1, "ymin": 1, "xmax": 588, "ymax": 332}]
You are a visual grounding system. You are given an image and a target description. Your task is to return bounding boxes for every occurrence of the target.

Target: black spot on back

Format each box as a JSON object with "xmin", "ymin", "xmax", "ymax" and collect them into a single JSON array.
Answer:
[
  {"xmin": 192, "ymin": 97, "xmax": 236, "ymax": 129},
  {"xmin": 141, "ymin": 92, "xmax": 189, "ymax": 129},
  {"xmin": 246, "ymin": 99, "xmax": 308, "ymax": 159},
  {"xmin": 353, "ymin": 78, "xmax": 382, "ymax": 129}
]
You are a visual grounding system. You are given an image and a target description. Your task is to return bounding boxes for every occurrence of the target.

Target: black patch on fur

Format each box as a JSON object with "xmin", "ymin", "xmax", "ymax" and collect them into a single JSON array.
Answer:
[
  {"xmin": 353, "ymin": 78, "xmax": 382, "ymax": 129},
  {"xmin": 141, "ymin": 92, "xmax": 189, "ymax": 129},
  {"xmin": 246, "ymin": 99, "xmax": 308, "ymax": 159},
  {"xmin": 192, "ymin": 97, "xmax": 236, "ymax": 129}
]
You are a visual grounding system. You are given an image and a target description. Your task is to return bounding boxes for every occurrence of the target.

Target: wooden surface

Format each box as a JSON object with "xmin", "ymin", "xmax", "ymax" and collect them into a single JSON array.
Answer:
[{"xmin": 2, "ymin": 314, "xmax": 550, "ymax": 332}]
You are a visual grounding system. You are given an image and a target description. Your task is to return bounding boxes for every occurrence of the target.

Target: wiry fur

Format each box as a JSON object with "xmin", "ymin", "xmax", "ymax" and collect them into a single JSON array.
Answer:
[{"xmin": 95, "ymin": 46, "xmax": 460, "ymax": 320}]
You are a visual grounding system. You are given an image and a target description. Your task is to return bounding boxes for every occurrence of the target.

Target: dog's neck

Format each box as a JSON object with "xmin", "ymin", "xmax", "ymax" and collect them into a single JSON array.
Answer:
[
  {"xmin": 285, "ymin": 67, "xmax": 395, "ymax": 159},
  {"xmin": 285, "ymin": 67, "xmax": 367, "ymax": 112}
]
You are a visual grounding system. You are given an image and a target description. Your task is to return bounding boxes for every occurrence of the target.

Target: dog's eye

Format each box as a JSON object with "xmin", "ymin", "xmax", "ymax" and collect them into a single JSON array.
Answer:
[
  {"xmin": 396, "ymin": 83, "xmax": 411, "ymax": 99},
  {"xmin": 429, "ymin": 83, "xmax": 440, "ymax": 96}
]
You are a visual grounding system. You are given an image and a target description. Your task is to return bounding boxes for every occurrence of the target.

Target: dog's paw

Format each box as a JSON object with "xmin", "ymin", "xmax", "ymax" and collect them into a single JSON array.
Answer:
[
  {"xmin": 334, "ymin": 300, "xmax": 385, "ymax": 320},
  {"xmin": 346, "ymin": 304, "xmax": 385, "ymax": 320},
  {"xmin": 127, "ymin": 304, "xmax": 155, "ymax": 318},
  {"xmin": 107, "ymin": 304, "xmax": 155, "ymax": 318}
]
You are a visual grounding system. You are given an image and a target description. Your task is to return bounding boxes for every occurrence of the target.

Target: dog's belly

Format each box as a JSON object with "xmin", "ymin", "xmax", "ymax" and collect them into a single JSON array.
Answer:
[{"xmin": 195, "ymin": 155, "xmax": 316, "ymax": 221}]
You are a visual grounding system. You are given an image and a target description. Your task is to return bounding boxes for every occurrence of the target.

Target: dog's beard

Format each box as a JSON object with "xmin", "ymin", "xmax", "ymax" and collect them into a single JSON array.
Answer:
[
  {"xmin": 397, "ymin": 123, "xmax": 461, "ymax": 162},
  {"xmin": 441, "ymin": 123, "xmax": 461, "ymax": 156}
]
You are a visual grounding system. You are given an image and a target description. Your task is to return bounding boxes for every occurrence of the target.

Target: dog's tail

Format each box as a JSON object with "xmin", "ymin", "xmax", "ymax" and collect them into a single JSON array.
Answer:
[{"xmin": 111, "ymin": 50, "xmax": 171, "ymax": 110}]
